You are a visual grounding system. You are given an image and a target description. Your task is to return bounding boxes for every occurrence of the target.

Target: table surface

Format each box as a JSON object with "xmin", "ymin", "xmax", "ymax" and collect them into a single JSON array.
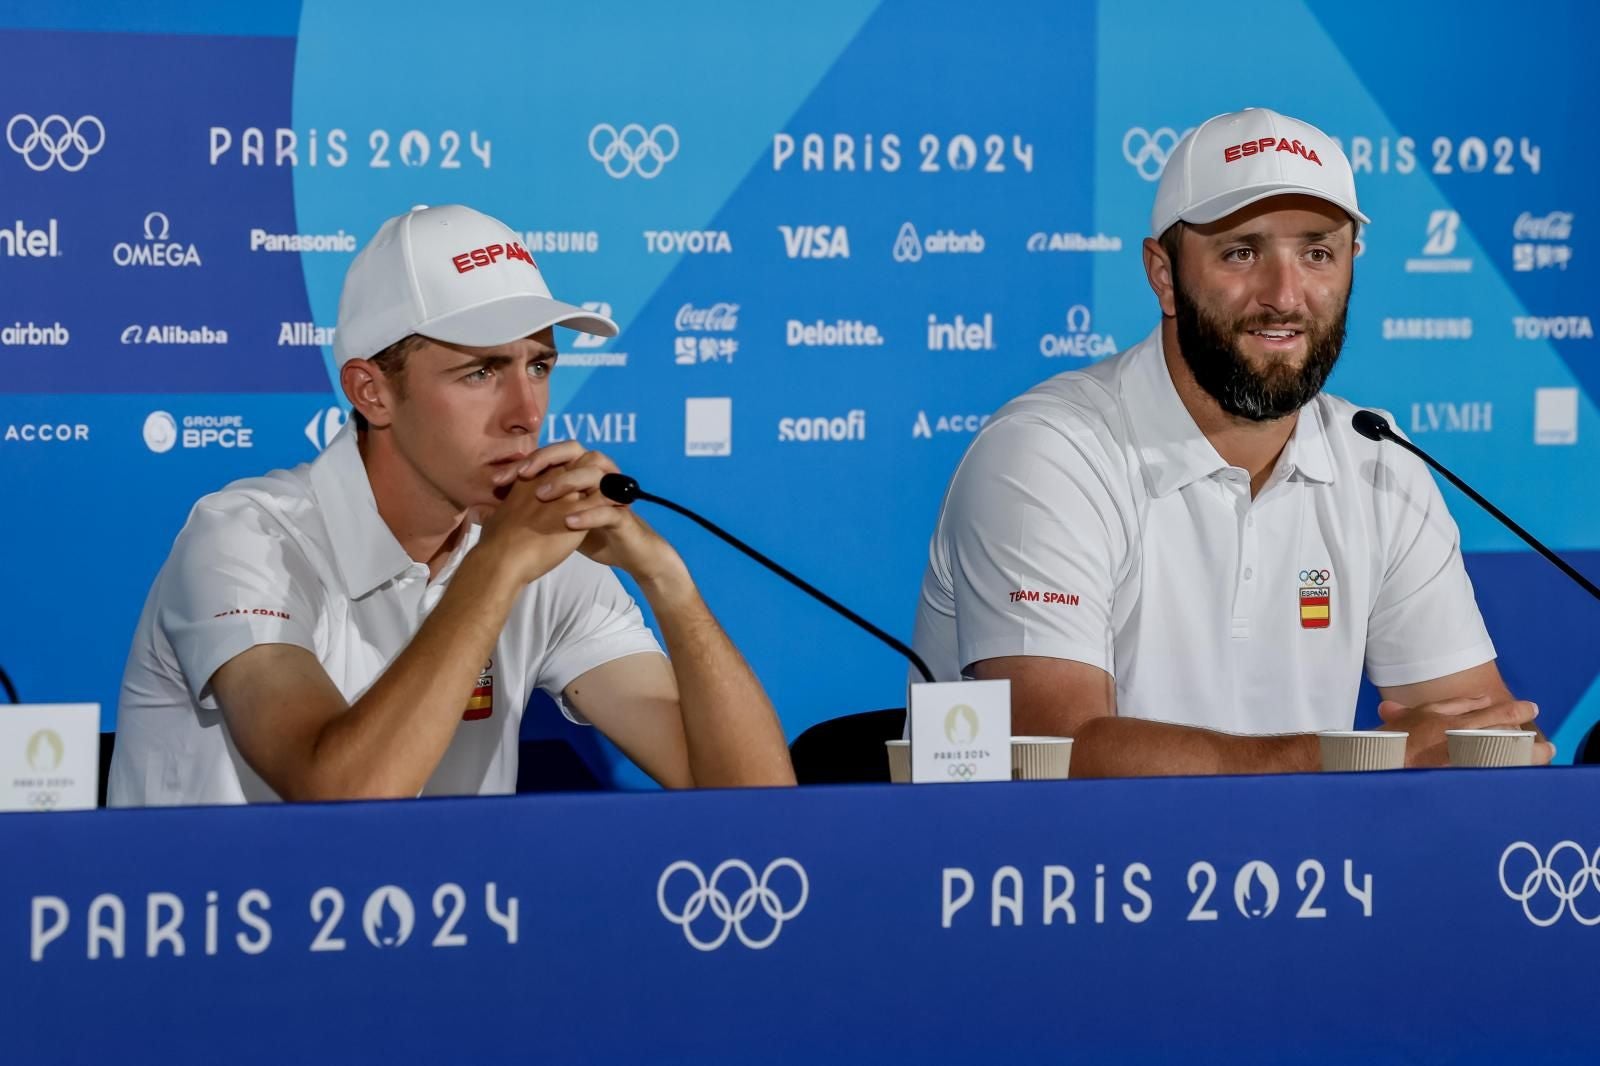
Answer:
[{"xmin": 3, "ymin": 767, "xmax": 1595, "ymax": 1065}]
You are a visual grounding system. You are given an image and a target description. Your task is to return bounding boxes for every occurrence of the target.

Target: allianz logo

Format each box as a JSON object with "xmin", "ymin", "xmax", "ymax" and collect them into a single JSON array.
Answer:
[{"xmin": 279, "ymin": 322, "xmax": 336, "ymax": 346}]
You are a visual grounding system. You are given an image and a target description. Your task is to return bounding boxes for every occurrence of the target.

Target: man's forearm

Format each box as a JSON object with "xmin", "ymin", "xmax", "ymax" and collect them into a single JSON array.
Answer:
[
  {"xmin": 303, "ymin": 549, "xmax": 519, "ymax": 799},
  {"xmin": 637, "ymin": 568, "xmax": 795, "ymax": 787},
  {"xmin": 1071, "ymin": 716, "xmax": 1320, "ymax": 778}
]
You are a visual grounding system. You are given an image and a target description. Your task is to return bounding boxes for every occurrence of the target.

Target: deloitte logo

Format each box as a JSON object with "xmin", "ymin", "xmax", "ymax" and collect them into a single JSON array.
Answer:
[{"xmin": 892, "ymin": 222, "xmax": 984, "ymax": 263}]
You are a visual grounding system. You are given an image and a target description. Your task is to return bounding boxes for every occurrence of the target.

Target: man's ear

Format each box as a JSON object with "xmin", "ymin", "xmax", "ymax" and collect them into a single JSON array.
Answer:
[
  {"xmin": 341, "ymin": 359, "xmax": 397, "ymax": 429},
  {"xmin": 1143, "ymin": 236, "xmax": 1178, "ymax": 318}
]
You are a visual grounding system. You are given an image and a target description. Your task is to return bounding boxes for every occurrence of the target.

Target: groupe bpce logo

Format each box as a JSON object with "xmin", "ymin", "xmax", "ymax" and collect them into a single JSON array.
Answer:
[
  {"xmin": 1499, "ymin": 841, "xmax": 1600, "ymax": 927},
  {"xmin": 656, "ymin": 858, "xmax": 809, "ymax": 951},
  {"xmin": 1122, "ymin": 126, "xmax": 1186, "ymax": 182},
  {"xmin": 7, "ymin": 114, "xmax": 105, "ymax": 172},
  {"xmin": 588, "ymin": 123, "xmax": 679, "ymax": 179}
]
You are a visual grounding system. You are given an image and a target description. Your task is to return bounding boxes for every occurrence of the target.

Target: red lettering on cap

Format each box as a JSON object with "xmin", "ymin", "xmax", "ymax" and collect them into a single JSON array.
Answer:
[
  {"xmin": 1221, "ymin": 137, "xmax": 1325, "ymax": 167},
  {"xmin": 450, "ymin": 241, "xmax": 539, "ymax": 274}
]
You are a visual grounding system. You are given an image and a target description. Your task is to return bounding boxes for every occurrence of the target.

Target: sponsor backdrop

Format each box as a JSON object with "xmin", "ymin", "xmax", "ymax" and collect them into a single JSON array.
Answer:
[{"xmin": 2, "ymin": 1, "xmax": 1598, "ymax": 784}]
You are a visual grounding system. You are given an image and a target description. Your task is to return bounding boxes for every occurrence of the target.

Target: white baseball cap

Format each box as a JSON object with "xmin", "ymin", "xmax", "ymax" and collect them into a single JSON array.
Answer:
[
  {"xmin": 333, "ymin": 204, "xmax": 618, "ymax": 364},
  {"xmin": 1151, "ymin": 108, "xmax": 1369, "ymax": 238}
]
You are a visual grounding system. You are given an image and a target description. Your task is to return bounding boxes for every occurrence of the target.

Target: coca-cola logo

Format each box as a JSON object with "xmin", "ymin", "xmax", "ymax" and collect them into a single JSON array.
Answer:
[
  {"xmin": 675, "ymin": 302, "xmax": 739, "ymax": 332},
  {"xmin": 1513, "ymin": 211, "xmax": 1573, "ymax": 241}
]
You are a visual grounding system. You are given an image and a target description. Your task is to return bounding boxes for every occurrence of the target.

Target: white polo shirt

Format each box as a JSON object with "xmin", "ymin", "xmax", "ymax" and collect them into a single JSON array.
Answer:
[
  {"xmin": 110, "ymin": 425, "xmax": 663, "ymax": 806},
  {"xmin": 912, "ymin": 328, "xmax": 1496, "ymax": 734}
]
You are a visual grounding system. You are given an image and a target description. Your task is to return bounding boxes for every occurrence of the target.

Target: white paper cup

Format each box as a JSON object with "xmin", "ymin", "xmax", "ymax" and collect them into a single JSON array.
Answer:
[
  {"xmin": 1447, "ymin": 729, "xmax": 1536, "ymax": 768},
  {"xmin": 885, "ymin": 739, "xmax": 910, "ymax": 783},
  {"xmin": 1011, "ymin": 736, "xmax": 1073, "ymax": 780},
  {"xmin": 1318, "ymin": 730, "xmax": 1407, "ymax": 772}
]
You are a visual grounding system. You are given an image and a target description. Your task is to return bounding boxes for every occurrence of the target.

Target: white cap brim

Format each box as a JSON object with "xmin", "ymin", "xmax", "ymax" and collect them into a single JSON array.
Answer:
[
  {"xmin": 416, "ymin": 292, "xmax": 619, "ymax": 349},
  {"xmin": 1177, "ymin": 182, "xmax": 1370, "ymax": 232}
]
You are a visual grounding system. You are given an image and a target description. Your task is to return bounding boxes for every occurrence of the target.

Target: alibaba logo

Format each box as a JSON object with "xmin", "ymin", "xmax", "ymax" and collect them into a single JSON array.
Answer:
[{"xmin": 943, "ymin": 704, "xmax": 979, "ymax": 745}]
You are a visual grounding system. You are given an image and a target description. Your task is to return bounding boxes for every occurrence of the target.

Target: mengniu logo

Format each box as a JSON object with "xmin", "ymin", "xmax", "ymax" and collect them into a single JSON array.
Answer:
[
  {"xmin": 26, "ymin": 729, "xmax": 64, "ymax": 773},
  {"xmin": 1299, "ymin": 568, "xmax": 1331, "ymax": 630}
]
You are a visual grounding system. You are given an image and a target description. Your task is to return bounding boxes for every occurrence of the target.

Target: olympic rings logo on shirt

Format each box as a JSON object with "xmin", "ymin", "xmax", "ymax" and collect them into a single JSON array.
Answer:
[
  {"xmin": 7, "ymin": 114, "xmax": 105, "ymax": 172},
  {"xmin": 1499, "ymin": 841, "xmax": 1600, "ymax": 927},
  {"xmin": 1121, "ymin": 126, "xmax": 1181, "ymax": 182},
  {"xmin": 1299, "ymin": 569, "xmax": 1331, "ymax": 585},
  {"xmin": 588, "ymin": 122, "xmax": 679, "ymax": 179},
  {"xmin": 656, "ymin": 858, "xmax": 809, "ymax": 951}
]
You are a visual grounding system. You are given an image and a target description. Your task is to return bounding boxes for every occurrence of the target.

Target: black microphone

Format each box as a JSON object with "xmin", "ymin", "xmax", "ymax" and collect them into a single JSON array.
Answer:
[
  {"xmin": 1352, "ymin": 410, "xmax": 1600, "ymax": 600},
  {"xmin": 599, "ymin": 473, "xmax": 935, "ymax": 682}
]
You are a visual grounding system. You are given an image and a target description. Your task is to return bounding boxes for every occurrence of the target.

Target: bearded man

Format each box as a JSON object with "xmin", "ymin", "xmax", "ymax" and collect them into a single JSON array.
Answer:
[{"xmin": 911, "ymin": 108, "xmax": 1549, "ymax": 775}]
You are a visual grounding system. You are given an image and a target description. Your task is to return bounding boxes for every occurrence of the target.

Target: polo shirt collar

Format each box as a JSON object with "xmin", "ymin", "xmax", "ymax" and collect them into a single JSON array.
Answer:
[
  {"xmin": 308, "ymin": 424, "xmax": 416, "ymax": 599},
  {"xmin": 1277, "ymin": 401, "xmax": 1336, "ymax": 485},
  {"xmin": 1125, "ymin": 328, "xmax": 1337, "ymax": 496},
  {"xmin": 1125, "ymin": 329, "xmax": 1228, "ymax": 498}
]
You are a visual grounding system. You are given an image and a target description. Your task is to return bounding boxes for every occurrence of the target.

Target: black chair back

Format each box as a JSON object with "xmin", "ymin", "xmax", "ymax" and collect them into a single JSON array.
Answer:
[{"xmin": 789, "ymin": 708, "xmax": 905, "ymax": 784}]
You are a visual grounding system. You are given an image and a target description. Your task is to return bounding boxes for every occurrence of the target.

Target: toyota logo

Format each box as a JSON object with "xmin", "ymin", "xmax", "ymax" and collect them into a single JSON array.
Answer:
[
  {"xmin": 589, "ymin": 123, "xmax": 679, "ymax": 179},
  {"xmin": 1500, "ymin": 841, "xmax": 1600, "ymax": 926},
  {"xmin": 7, "ymin": 114, "xmax": 105, "ymax": 172},
  {"xmin": 657, "ymin": 858, "xmax": 808, "ymax": 951},
  {"xmin": 1121, "ymin": 126, "xmax": 1181, "ymax": 182}
]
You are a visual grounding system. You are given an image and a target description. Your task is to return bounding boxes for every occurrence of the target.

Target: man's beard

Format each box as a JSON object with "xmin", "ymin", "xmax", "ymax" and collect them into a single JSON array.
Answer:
[{"xmin": 1172, "ymin": 276, "xmax": 1348, "ymax": 422}]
